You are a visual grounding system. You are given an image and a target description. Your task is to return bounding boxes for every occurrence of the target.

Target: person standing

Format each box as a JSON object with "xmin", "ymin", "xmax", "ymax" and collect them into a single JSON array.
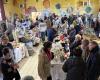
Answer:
[
  {"xmin": 0, "ymin": 35, "xmax": 15, "ymax": 61},
  {"xmin": 94, "ymin": 18, "xmax": 100, "ymax": 38},
  {"xmin": 69, "ymin": 34, "xmax": 82, "ymax": 56},
  {"xmin": 39, "ymin": 20, "xmax": 47, "ymax": 42},
  {"xmin": 46, "ymin": 27, "xmax": 56, "ymax": 42},
  {"xmin": 86, "ymin": 41, "xmax": 100, "ymax": 80},
  {"xmin": 62, "ymin": 47, "xmax": 86, "ymax": 80},
  {"xmin": 1, "ymin": 47, "xmax": 20, "ymax": 80},
  {"xmin": 38, "ymin": 41, "xmax": 54, "ymax": 80},
  {"xmin": 81, "ymin": 39, "xmax": 89, "ymax": 62}
]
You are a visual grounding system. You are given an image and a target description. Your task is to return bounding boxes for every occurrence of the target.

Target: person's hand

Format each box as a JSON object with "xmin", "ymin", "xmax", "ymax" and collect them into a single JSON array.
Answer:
[{"xmin": 13, "ymin": 64, "xmax": 19, "ymax": 69}]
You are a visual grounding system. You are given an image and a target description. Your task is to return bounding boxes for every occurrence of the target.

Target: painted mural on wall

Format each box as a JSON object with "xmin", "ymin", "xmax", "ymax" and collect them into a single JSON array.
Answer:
[
  {"xmin": 85, "ymin": 6, "xmax": 92, "ymax": 13},
  {"xmin": 43, "ymin": 0, "xmax": 50, "ymax": 9},
  {"xmin": 25, "ymin": 6, "xmax": 37, "ymax": 15},
  {"xmin": 55, "ymin": 3, "xmax": 61, "ymax": 9}
]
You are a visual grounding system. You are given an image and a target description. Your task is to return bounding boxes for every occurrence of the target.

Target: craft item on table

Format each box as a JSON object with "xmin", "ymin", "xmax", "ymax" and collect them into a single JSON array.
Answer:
[
  {"xmin": 19, "ymin": 43, "xmax": 29, "ymax": 57},
  {"xmin": 24, "ymin": 31, "xmax": 31, "ymax": 40},
  {"xmin": 60, "ymin": 34, "xmax": 64, "ymax": 41},
  {"xmin": 12, "ymin": 41, "xmax": 29, "ymax": 59},
  {"xmin": 25, "ymin": 42, "xmax": 34, "ymax": 56},
  {"xmin": 51, "ymin": 41, "xmax": 66, "ymax": 80},
  {"xmin": 53, "ymin": 36, "xmax": 60, "ymax": 42},
  {"xmin": 51, "ymin": 42, "xmax": 64, "ymax": 63}
]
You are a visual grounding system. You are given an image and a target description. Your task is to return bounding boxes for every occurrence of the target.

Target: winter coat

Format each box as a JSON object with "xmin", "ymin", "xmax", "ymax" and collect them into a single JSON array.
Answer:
[
  {"xmin": 62, "ymin": 56, "xmax": 86, "ymax": 80},
  {"xmin": 38, "ymin": 48, "xmax": 51, "ymax": 80},
  {"xmin": 86, "ymin": 46, "xmax": 100, "ymax": 80},
  {"xmin": 70, "ymin": 40, "xmax": 81, "ymax": 56}
]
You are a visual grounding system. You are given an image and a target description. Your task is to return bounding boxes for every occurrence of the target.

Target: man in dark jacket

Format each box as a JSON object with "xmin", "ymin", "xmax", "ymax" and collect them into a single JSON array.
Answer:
[
  {"xmin": 62, "ymin": 47, "xmax": 86, "ymax": 80},
  {"xmin": 69, "ymin": 25, "xmax": 76, "ymax": 43},
  {"xmin": 94, "ymin": 19, "xmax": 100, "ymax": 38},
  {"xmin": 69, "ymin": 34, "xmax": 82, "ymax": 56},
  {"xmin": 86, "ymin": 41, "xmax": 100, "ymax": 80}
]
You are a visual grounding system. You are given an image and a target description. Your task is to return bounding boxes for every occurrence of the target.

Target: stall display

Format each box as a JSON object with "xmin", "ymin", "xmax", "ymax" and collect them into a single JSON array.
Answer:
[
  {"xmin": 51, "ymin": 35, "xmax": 70, "ymax": 80},
  {"xmin": 13, "ymin": 42, "xmax": 29, "ymax": 63}
]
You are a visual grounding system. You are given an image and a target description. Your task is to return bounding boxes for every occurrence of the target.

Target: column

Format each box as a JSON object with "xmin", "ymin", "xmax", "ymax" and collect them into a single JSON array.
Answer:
[{"xmin": 0, "ymin": 0, "xmax": 6, "ymax": 20}]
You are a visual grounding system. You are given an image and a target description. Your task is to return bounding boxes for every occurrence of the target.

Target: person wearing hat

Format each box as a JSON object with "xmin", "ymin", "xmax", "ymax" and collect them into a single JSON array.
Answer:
[
  {"xmin": 38, "ymin": 41, "xmax": 54, "ymax": 80},
  {"xmin": 62, "ymin": 47, "xmax": 86, "ymax": 80}
]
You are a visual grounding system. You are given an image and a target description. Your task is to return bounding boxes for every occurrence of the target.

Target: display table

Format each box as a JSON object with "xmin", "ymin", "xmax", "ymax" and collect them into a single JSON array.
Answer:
[
  {"xmin": 51, "ymin": 60, "xmax": 66, "ymax": 80},
  {"xmin": 13, "ymin": 43, "xmax": 29, "ymax": 63},
  {"xmin": 51, "ymin": 42, "xmax": 66, "ymax": 80}
]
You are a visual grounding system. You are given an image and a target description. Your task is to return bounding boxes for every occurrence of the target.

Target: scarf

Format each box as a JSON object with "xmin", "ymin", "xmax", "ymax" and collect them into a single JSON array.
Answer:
[{"xmin": 46, "ymin": 50, "xmax": 52, "ymax": 61}]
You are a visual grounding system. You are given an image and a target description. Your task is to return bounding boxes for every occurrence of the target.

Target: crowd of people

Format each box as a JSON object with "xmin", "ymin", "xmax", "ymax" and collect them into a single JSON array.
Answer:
[{"xmin": 0, "ymin": 11, "xmax": 100, "ymax": 80}]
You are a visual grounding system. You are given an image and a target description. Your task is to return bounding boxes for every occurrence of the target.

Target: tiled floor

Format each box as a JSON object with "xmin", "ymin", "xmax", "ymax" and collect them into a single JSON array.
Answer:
[{"xmin": 19, "ymin": 45, "xmax": 42, "ymax": 80}]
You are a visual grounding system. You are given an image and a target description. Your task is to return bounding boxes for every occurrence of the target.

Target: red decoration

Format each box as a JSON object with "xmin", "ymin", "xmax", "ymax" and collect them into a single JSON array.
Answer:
[{"xmin": 60, "ymin": 34, "xmax": 64, "ymax": 41}]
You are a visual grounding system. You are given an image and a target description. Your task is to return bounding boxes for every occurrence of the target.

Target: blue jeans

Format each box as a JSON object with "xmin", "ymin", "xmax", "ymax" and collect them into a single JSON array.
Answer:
[{"xmin": 41, "ymin": 32, "xmax": 45, "ymax": 42}]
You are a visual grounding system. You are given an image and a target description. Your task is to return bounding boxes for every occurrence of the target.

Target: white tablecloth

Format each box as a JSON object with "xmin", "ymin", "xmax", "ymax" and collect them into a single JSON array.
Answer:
[
  {"xmin": 14, "ymin": 48, "xmax": 22, "ymax": 63},
  {"xmin": 14, "ymin": 43, "xmax": 29, "ymax": 63},
  {"xmin": 51, "ymin": 60, "xmax": 66, "ymax": 80}
]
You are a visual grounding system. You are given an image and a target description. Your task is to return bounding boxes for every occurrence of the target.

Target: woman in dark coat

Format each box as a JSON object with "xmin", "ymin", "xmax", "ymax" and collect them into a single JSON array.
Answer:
[
  {"xmin": 62, "ymin": 47, "xmax": 86, "ymax": 80},
  {"xmin": 86, "ymin": 41, "xmax": 100, "ymax": 80}
]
